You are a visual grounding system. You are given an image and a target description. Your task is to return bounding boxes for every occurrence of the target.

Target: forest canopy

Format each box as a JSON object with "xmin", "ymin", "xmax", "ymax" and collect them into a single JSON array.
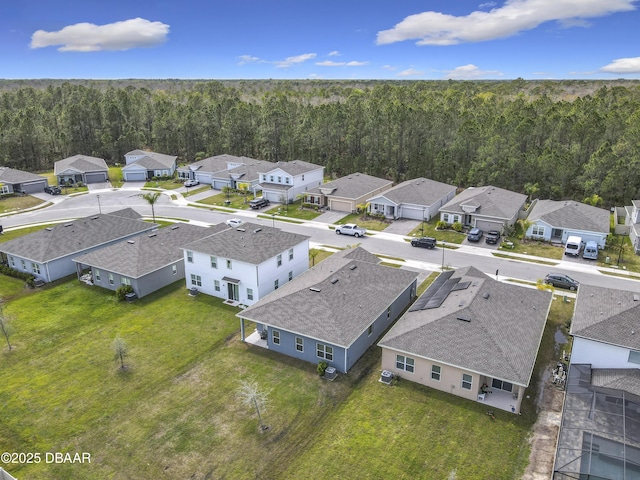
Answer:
[{"xmin": 1, "ymin": 79, "xmax": 640, "ymax": 206}]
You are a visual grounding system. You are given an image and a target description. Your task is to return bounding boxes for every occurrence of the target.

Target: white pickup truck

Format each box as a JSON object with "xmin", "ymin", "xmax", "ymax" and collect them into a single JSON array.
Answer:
[{"xmin": 335, "ymin": 224, "xmax": 366, "ymax": 237}]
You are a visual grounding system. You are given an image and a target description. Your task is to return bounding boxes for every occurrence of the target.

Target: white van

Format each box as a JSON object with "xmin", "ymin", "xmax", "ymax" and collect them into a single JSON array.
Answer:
[
  {"xmin": 583, "ymin": 241, "xmax": 598, "ymax": 260},
  {"xmin": 564, "ymin": 236, "xmax": 583, "ymax": 256}
]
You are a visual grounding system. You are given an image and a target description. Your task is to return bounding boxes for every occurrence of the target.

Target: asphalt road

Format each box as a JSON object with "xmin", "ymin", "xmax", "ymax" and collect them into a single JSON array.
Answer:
[{"xmin": 2, "ymin": 188, "xmax": 638, "ymax": 292}]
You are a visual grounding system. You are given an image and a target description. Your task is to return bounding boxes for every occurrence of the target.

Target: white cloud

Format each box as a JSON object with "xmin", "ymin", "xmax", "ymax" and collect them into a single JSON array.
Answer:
[
  {"xmin": 383, "ymin": 65, "xmax": 396, "ymax": 71},
  {"xmin": 328, "ymin": 50, "xmax": 340, "ymax": 57},
  {"xmin": 600, "ymin": 57, "xmax": 640, "ymax": 73},
  {"xmin": 443, "ymin": 64, "xmax": 502, "ymax": 79},
  {"xmin": 316, "ymin": 60, "xmax": 369, "ymax": 67},
  {"xmin": 376, "ymin": 0, "xmax": 636, "ymax": 46},
  {"xmin": 274, "ymin": 53, "xmax": 317, "ymax": 68},
  {"xmin": 396, "ymin": 68, "xmax": 424, "ymax": 77},
  {"xmin": 30, "ymin": 18, "xmax": 169, "ymax": 52},
  {"xmin": 237, "ymin": 55, "xmax": 261, "ymax": 65}
]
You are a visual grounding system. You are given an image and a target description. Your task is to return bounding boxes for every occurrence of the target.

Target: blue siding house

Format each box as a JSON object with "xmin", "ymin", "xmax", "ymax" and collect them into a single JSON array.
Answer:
[{"xmin": 237, "ymin": 247, "xmax": 418, "ymax": 373}]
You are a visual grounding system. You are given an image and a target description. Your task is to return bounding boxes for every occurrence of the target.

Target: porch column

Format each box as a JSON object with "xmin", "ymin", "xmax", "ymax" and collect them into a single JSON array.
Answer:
[{"xmin": 240, "ymin": 318, "xmax": 246, "ymax": 342}]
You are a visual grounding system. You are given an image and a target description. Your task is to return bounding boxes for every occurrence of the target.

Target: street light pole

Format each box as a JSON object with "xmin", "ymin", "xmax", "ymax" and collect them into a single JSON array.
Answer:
[
  {"xmin": 97, "ymin": 194, "xmax": 101, "ymax": 214},
  {"xmin": 441, "ymin": 241, "xmax": 445, "ymax": 271},
  {"xmin": 421, "ymin": 208, "xmax": 425, "ymax": 237},
  {"xmin": 272, "ymin": 214, "xmax": 275, "ymax": 228}
]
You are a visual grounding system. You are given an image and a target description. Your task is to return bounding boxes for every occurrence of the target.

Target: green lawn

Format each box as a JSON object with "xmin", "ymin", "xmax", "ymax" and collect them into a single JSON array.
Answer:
[
  {"xmin": 408, "ymin": 220, "xmax": 468, "ymax": 244},
  {"xmin": 108, "ymin": 167, "xmax": 123, "ymax": 188},
  {"xmin": 144, "ymin": 178, "xmax": 184, "ymax": 190},
  {"xmin": 336, "ymin": 213, "xmax": 391, "ymax": 231},
  {"xmin": 0, "ymin": 267, "xmax": 560, "ymax": 479},
  {"xmin": 264, "ymin": 201, "xmax": 322, "ymax": 221},
  {"xmin": 196, "ymin": 191, "xmax": 252, "ymax": 209},
  {"xmin": 0, "ymin": 195, "xmax": 45, "ymax": 214},
  {"xmin": 0, "ymin": 224, "xmax": 55, "ymax": 242}
]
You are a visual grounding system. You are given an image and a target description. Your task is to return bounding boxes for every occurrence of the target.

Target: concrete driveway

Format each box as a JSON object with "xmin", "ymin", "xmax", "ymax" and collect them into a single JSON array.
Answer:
[{"xmin": 383, "ymin": 219, "xmax": 421, "ymax": 236}]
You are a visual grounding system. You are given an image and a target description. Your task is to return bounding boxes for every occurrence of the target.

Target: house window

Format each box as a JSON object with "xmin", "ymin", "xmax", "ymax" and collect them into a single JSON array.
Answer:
[
  {"xmin": 462, "ymin": 374, "xmax": 473, "ymax": 390},
  {"xmin": 0, "ymin": 185, "xmax": 9, "ymax": 194},
  {"xmin": 32, "ymin": 263, "xmax": 40, "ymax": 274},
  {"xmin": 531, "ymin": 225, "xmax": 545, "ymax": 236},
  {"xmin": 629, "ymin": 351, "xmax": 640, "ymax": 365},
  {"xmin": 288, "ymin": 271, "xmax": 293, "ymax": 281},
  {"xmin": 210, "ymin": 256, "xmax": 217, "ymax": 268},
  {"xmin": 387, "ymin": 307, "xmax": 391, "ymax": 319},
  {"xmin": 247, "ymin": 288, "xmax": 253, "ymax": 300},
  {"xmin": 491, "ymin": 378, "xmax": 513, "ymax": 393},
  {"xmin": 262, "ymin": 175, "xmax": 266, "ymax": 182},
  {"xmin": 108, "ymin": 273, "xmax": 114, "ymax": 285},
  {"xmin": 21, "ymin": 259, "xmax": 26, "ymax": 271},
  {"xmin": 431, "ymin": 365, "xmax": 441, "ymax": 381},
  {"xmin": 172, "ymin": 265, "xmax": 177, "ymax": 275},
  {"xmin": 317, "ymin": 343, "xmax": 333, "ymax": 361},
  {"xmin": 270, "ymin": 175, "xmax": 274, "ymax": 182},
  {"xmin": 186, "ymin": 251, "xmax": 194, "ymax": 263},
  {"xmin": 95, "ymin": 269, "xmax": 101, "ymax": 282},
  {"xmin": 453, "ymin": 215, "xmax": 461, "ymax": 223},
  {"xmin": 121, "ymin": 277, "xmax": 131, "ymax": 286},
  {"xmin": 289, "ymin": 248, "xmax": 294, "ymax": 261},
  {"xmin": 302, "ymin": 174, "xmax": 305, "ymax": 181},
  {"xmin": 272, "ymin": 330, "xmax": 280, "ymax": 345},
  {"xmin": 278, "ymin": 176, "xmax": 282, "ymax": 183},
  {"xmin": 226, "ymin": 259, "xmax": 232, "ymax": 269},
  {"xmin": 295, "ymin": 337, "xmax": 304, "ymax": 352},
  {"xmin": 367, "ymin": 324, "xmax": 373, "ymax": 336},
  {"xmin": 285, "ymin": 177, "xmax": 290, "ymax": 184},
  {"xmin": 274, "ymin": 279, "xmax": 279, "ymax": 290},
  {"xmin": 277, "ymin": 254, "xmax": 282, "ymax": 267},
  {"xmin": 214, "ymin": 280, "xmax": 220, "ymax": 291},
  {"xmin": 442, "ymin": 213, "xmax": 449, "ymax": 223},
  {"xmin": 396, "ymin": 355, "xmax": 415, "ymax": 373},
  {"xmin": 9, "ymin": 256, "xmax": 15, "ymax": 267},
  {"xmin": 190, "ymin": 274, "xmax": 202, "ymax": 287}
]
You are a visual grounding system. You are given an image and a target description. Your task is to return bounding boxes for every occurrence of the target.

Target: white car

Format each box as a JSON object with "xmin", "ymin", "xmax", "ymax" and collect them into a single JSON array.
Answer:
[
  {"xmin": 335, "ymin": 224, "xmax": 366, "ymax": 237},
  {"xmin": 184, "ymin": 179, "xmax": 199, "ymax": 187},
  {"xmin": 225, "ymin": 218, "xmax": 243, "ymax": 227}
]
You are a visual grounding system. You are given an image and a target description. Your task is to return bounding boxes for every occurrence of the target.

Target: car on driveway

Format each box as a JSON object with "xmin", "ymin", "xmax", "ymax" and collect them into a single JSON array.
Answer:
[
  {"xmin": 249, "ymin": 197, "xmax": 270, "ymax": 209},
  {"xmin": 485, "ymin": 230, "xmax": 501, "ymax": 244},
  {"xmin": 467, "ymin": 228, "xmax": 483, "ymax": 242},
  {"xmin": 544, "ymin": 273, "xmax": 579, "ymax": 291},
  {"xmin": 225, "ymin": 218, "xmax": 243, "ymax": 228},
  {"xmin": 411, "ymin": 237, "xmax": 436, "ymax": 249},
  {"xmin": 335, "ymin": 224, "xmax": 366, "ymax": 237},
  {"xmin": 44, "ymin": 185, "xmax": 62, "ymax": 195},
  {"xmin": 184, "ymin": 179, "xmax": 199, "ymax": 187}
]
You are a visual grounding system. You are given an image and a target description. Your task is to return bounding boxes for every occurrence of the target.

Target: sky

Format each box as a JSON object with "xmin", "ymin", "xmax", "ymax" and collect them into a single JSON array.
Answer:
[{"xmin": 2, "ymin": 0, "xmax": 640, "ymax": 80}]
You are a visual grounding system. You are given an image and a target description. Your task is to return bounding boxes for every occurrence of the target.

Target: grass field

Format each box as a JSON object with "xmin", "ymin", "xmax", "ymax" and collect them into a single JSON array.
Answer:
[
  {"xmin": 335, "ymin": 213, "xmax": 391, "ymax": 231},
  {"xmin": 0, "ymin": 195, "xmax": 46, "ymax": 214},
  {"xmin": 0, "ymin": 270, "xmax": 561, "ymax": 480},
  {"xmin": 408, "ymin": 221, "xmax": 468, "ymax": 244}
]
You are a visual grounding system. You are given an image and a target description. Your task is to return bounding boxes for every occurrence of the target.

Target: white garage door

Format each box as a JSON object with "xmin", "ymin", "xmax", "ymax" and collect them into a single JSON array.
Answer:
[
  {"xmin": 124, "ymin": 171, "xmax": 146, "ymax": 182},
  {"xmin": 85, "ymin": 172, "xmax": 108, "ymax": 183},
  {"xmin": 475, "ymin": 220, "xmax": 504, "ymax": 232},
  {"xmin": 329, "ymin": 199, "xmax": 353, "ymax": 212}
]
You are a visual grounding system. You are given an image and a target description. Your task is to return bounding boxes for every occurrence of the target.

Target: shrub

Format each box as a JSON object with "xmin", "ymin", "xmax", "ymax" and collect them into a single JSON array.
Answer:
[
  {"xmin": 116, "ymin": 285, "xmax": 134, "ymax": 301},
  {"xmin": 436, "ymin": 220, "xmax": 448, "ymax": 230},
  {"xmin": 0, "ymin": 265, "xmax": 36, "ymax": 286},
  {"xmin": 452, "ymin": 222, "xmax": 463, "ymax": 232},
  {"xmin": 317, "ymin": 361, "xmax": 328, "ymax": 376}
]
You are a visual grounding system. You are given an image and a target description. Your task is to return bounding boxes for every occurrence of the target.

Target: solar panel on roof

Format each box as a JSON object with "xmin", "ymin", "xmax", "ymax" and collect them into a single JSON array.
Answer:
[
  {"xmin": 425, "ymin": 278, "xmax": 460, "ymax": 309},
  {"xmin": 409, "ymin": 270, "xmax": 455, "ymax": 311},
  {"xmin": 451, "ymin": 281, "xmax": 471, "ymax": 291}
]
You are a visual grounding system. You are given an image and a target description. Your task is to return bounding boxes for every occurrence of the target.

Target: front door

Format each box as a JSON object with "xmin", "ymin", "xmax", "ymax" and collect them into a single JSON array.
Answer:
[{"xmin": 227, "ymin": 282, "xmax": 239, "ymax": 301}]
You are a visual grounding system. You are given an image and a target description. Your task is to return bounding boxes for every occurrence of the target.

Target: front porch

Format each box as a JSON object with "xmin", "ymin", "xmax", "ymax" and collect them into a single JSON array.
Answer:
[
  {"xmin": 476, "ymin": 388, "xmax": 521, "ymax": 413},
  {"xmin": 244, "ymin": 329, "xmax": 268, "ymax": 349}
]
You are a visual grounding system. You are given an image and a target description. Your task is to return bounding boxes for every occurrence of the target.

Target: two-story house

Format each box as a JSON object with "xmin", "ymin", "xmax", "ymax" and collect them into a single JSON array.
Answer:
[
  {"xmin": 122, "ymin": 149, "xmax": 177, "ymax": 182},
  {"xmin": 257, "ymin": 160, "xmax": 324, "ymax": 203},
  {"xmin": 623, "ymin": 200, "xmax": 640, "ymax": 254},
  {"xmin": 181, "ymin": 223, "xmax": 310, "ymax": 306}
]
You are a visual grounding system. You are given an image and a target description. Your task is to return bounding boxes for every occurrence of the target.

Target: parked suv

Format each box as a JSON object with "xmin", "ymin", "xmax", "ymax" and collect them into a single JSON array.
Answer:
[
  {"xmin": 467, "ymin": 228, "xmax": 483, "ymax": 242},
  {"xmin": 183, "ymin": 179, "xmax": 199, "ymax": 187},
  {"xmin": 485, "ymin": 230, "xmax": 501, "ymax": 245},
  {"xmin": 44, "ymin": 185, "xmax": 62, "ymax": 195},
  {"xmin": 411, "ymin": 237, "xmax": 436, "ymax": 249},
  {"xmin": 543, "ymin": 273, "xmax": 579, "ymax": 291},
  {"xmin": 249, "ymin": 197, "xmax": 270, "ymax": 209},
  {"xmin": 335, "ymin": 224, "xmax": 366, "ymax": 237}
]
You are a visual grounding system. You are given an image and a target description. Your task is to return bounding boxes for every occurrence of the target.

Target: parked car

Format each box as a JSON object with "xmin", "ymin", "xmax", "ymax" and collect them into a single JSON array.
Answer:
[
  {"xmin": 44, "ymin": 185, "xmax": 62, "ymax": 195},
  {"xmin": 225, "ymin": 218, "xmax": 243, "ymax": 227},
  {"xmin": 543, "ymin": 273, "xmax": 579, "ymax": 291},
  {"xmin": 411, "ymin": 237, "xmax": 437, "ymax": 249},
  {"xmin": 335, "ymin": 224, "xmax": 366, "ymax": 237},
  {"xmin": 183, "ymin": 179, "xmax": 199, "ymax": 187},
  {"xmin": 467, "ymin": 228, "xmax": 483, "ymax": 242},
  {"xmin": 249, "ymin": 197, "xmax": 270, "ymax": 209},
  {"xmin": 485, "ymin": 230, "xmax": 501, "ymax": 244}
]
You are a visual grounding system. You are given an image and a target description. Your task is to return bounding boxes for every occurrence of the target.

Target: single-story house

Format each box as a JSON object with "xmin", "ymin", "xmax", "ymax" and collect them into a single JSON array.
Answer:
[
  {"xmin": 525, "ymin": 199, "xmax": 610, "ymax": 248},
  {"xmin": 237, "ymin": 247, "xmax": 419, "ymax": 373},
  {"xmin": 439, "ymin": 185, "xmax": 527, "ymax": 232},
  {"xmin": 0, "ymin": 208, "xmax": 156, "ymax": 283},
  {"xmin": 553, "ymin": 285, "xmax": 640, "ymax": 479},
  {"xmin": 73, "ymin": 223, "xmax": 213, "ymax": 298},
  {"xmin": 378, "ymin": 266, "xmax": 552, "ymax": 414},
  {"xmin": 304, "ymin": 173, "xmax": 393, "ymax": 213},
  {"xmin": 122, "ymin": 150, "xmax": 177, "ymax": 182},
  {"xmin": 0, "ymin": 167, "xmax": 49, "ymax": 195},
  {"xmin": 257, "ymin": 160, "xmax": 324, "ymax": 203},
  {"xmin": 54, "ymin": 154, "xmax": 109, "ymax": 185},
  {"xmin": 366, "ymin": 177, "xmax": 456, "ymax": 221},
  {"xmin": 182, "ymin": 222, "xmax": 310, "ymax": 306}
]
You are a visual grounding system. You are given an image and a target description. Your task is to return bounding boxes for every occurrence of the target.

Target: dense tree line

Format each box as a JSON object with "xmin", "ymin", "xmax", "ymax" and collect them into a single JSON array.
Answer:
[{"xmin": 1, "ymin": 79, "xmax": 640, "ymax": 206}]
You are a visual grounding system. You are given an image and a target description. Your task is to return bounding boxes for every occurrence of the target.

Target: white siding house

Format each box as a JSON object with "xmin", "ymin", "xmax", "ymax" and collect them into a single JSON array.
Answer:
[{"xmin": 258, "ymin": 160, "xmax": 324, "ymax": 203}]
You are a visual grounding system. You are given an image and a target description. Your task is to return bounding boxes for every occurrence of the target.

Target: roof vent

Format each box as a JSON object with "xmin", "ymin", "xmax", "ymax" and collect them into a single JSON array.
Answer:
[
  {"xmin": 350, "ymin": 265, "xmax": 357, "ymax": 270},
  {"xmin": 127, "ymin": 240, "xmax": 135, "ymax": 244},
  {"xmin": 634, "ymin": 294, "xmax": 640, "ymax": 302},
  {"xmin": 64, "ymin": 223, "xmax": 73, "ymax": 227},
  {"xmin": 482, "ymin": 292, "xmax": 490, "ymax": 300},
  {"xmin": 91, "ymin": 216, "xmax": 99, "ymax": 220},
  {"xmin": 309, "ymin": 287, "xmax": 321, "ymax": 292},
  {"xmin": 330, "ymin": 278, "xmax": 339, "ymax": 284},
  {"xmin": 45, "ymin": 227, "xmax": 53, "ymax": 231},
  {"xmin": 170, "ymin": 225, "xmax": 179, "ymax": 230},
  {"xmin": 148, "ymin": 233, "xmax": 157, "ymax": 238},
  {"xmin": 456, "ymin": 314, "xmax": 471, "ymax": 322},
  {"xmin": 254, "ymin": 228, "xmax": 262, "ymax": 233},
  {"xmin": 237, "ymin": 228, "xmax": 246, "ymax": 232}
]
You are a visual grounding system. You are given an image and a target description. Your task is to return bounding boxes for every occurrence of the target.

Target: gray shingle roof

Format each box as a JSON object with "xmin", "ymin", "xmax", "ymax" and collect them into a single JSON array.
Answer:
[
  {"xmin": 182, "ymin": 222, "xmax": 309, "ymax": 264},
  {"xmin": 306, "ymin": 173, "xmax": 392, "ymax": 200},
  {"xmin": 527, "ymin": 199, "xmax": 610, "ymax": 234},
  {"xmin": 0, "ymin": 167, "xmax": 47, "ymax": 184},
  {"xmin": 238, "ymin": 247, "xmax": 418, "ymax": 347},
  {"xmin": 571, "ymin": 284, "xmax": 640, "ymax": 350},
  {"xmin": 177, "ymin": 155, "xmax": 239, "ymax": 174},
  {"xmin": 124, "ymin": 151, "xmax": 176, "ymax": 170},
  {"xmin": 591, "ymin": 369, "xmax": 640, "ymax": 397},
  {"xmin": 261, "ymin": 160, "xmax": 322, "ymax": 176},
  {"xmin": 54, "ymin": 155, "xmax": 109, "ymax": 175},
  {"xmin": 73, "ymin": 223, "xmax": 213, "ymax": 278},
  {"xmin": 226, "ymin": 160, "xmax": 275, "ymax": 182},
  {"xmin": 0, "ymin": 208, "xmax": 156, "ymax": 263},
  {"xmin": 368, "ymin": 177, "xmax": 456, "ymax": 206},
  {"xmin": 440, "ymin": 185, "xmax": 527, "ymax": 219},
  {"xmin": 379, "ymin": 267, "xmax": 552, "ymax": 386}
]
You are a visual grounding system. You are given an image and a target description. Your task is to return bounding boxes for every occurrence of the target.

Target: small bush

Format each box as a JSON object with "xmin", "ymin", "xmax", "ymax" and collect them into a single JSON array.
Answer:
[
  {"xmin": 436, "ymin": 220, "xmax": 448, "ymax": 230},
  {"xmin": 452, "ymin": 222, "xmax": 463, "ymax": 232},
  {"xmin": 0, "ymin": 264, "xmax": 36, "ymax": 286},
  {"xmin": 317, "ymin": 361, "xmax": 328, "ymax": 376},
  {"xmin": 116, "ymin": 285, "xmax": 134, "ymax": 301}
]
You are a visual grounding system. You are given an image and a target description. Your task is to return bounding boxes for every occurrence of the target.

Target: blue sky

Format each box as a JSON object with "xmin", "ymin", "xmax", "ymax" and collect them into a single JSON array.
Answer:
[{"xmin": 2, "ymin": 0, "xmax": 640, "ymax": 80}]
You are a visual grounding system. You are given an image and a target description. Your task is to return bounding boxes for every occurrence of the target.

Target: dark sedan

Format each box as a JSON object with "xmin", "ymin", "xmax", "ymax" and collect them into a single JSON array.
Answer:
[{"xmin": 411, "ymin": 237, "xmax": 437, "ymax": 249}]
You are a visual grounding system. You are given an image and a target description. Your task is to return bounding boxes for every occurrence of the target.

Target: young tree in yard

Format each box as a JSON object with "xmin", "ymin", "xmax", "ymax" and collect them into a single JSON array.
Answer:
[
  {"xmin": 237, "ymin": 378, "xmax": 271, "ymax": 432},
  {"xmin": 0, "ymin": 304, "xmax": 13, "ymax": 352},
  {"xmin": 309, "ymin": 249, "xmax": 320, "ymax": 266},
  {"xmin": 139, "ymin": 192, "xmax": 161, "ymax": 223},
  {"xmin": 112, "ymin": 336, "xmax": 129, "ymax": 371},
  {"xmin": 518, "ymin": 218, "xmax": 532, "ymax": 241}
]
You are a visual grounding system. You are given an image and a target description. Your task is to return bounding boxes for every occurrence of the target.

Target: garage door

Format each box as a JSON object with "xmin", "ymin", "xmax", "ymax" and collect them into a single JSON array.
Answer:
[
  {"xmin": 263, "ymin": 191, "xmax": 282, "ymax": 203},
  {"xmin": 475, "ymin": 220, "xmax": 504, "ymax": 232},
  {"xmin": 213, "ymin": 180, "xmax": 229, "ymax": 190},
  {"xmin": 400, "ymin": 206, "xmax": 423, "ymax": 221},
  {"xmin": 124, "ymin": 171, "xmax": 146, "ymax": 182},
  {"xmin": 196, "ymin": 174, "xmax": 212, "ymax": 185},
  {"xmin": 86, "ymin": 172, "xmax": 108, "ymax": 183},
  {"xmin": 20, "ymin": 181, "xmax": 46, "ymax": 194},
  {"xmin": 329, "ymin": 199, "xmax": 353, "ymax": 212}
]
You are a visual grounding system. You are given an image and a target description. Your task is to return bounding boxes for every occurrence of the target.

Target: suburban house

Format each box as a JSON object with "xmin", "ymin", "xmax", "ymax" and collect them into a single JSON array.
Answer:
[
  {"xmin": 122, "ymin": 150, "xmax": 177, "ymax": 182},
  {"xmin": 0, "ymin": 167, "xmax": 49, "ymax": 195},
  {"xmin": 366, "ymin": 177, "xmax": 456, "ymax": 221},
  {"xmin": 177, "ymin": 154, "xmax": 246, "ymax": 187},
  {"xmin": 237, "ymin": 247, "xmax": 419, "ymax": 373},
  {"xmin": 54, "ymin": 154, "xmax": 109, "ymax": 185},
  {"xmin": 181, "ymin": 222, "xmax": 310, "ymax": 306},
  {"xmin": 0, "ymin": 208, "xmax": 156, "ymax": 283},
  {"xmin": 378, "ymin": 266, "xmax": 552, "ymax": 414},
  {"xmin": 304, "ymin": 172, "xmax": 393, "ymax": 213},
  {"xmin": 439, "ymin": 185, "xmax": 527, "ymax": 232},
  {"xmin": 73, "ymin": 223, "xmax": 213, "ymax": 298},
  {"xmin": 525, "ymin": 199, "xmax": 610, "ymax": 248},
  {"xmin": 553, "ymin": 284, "xmax": 640, "ymax": 479},
  {"xmin": 622, "ymin": 200, "xmax": 640, "ymax": 254},
  {"xmin": 257, "ymin": 160, "xmax": 324, "ymax": 203}
]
